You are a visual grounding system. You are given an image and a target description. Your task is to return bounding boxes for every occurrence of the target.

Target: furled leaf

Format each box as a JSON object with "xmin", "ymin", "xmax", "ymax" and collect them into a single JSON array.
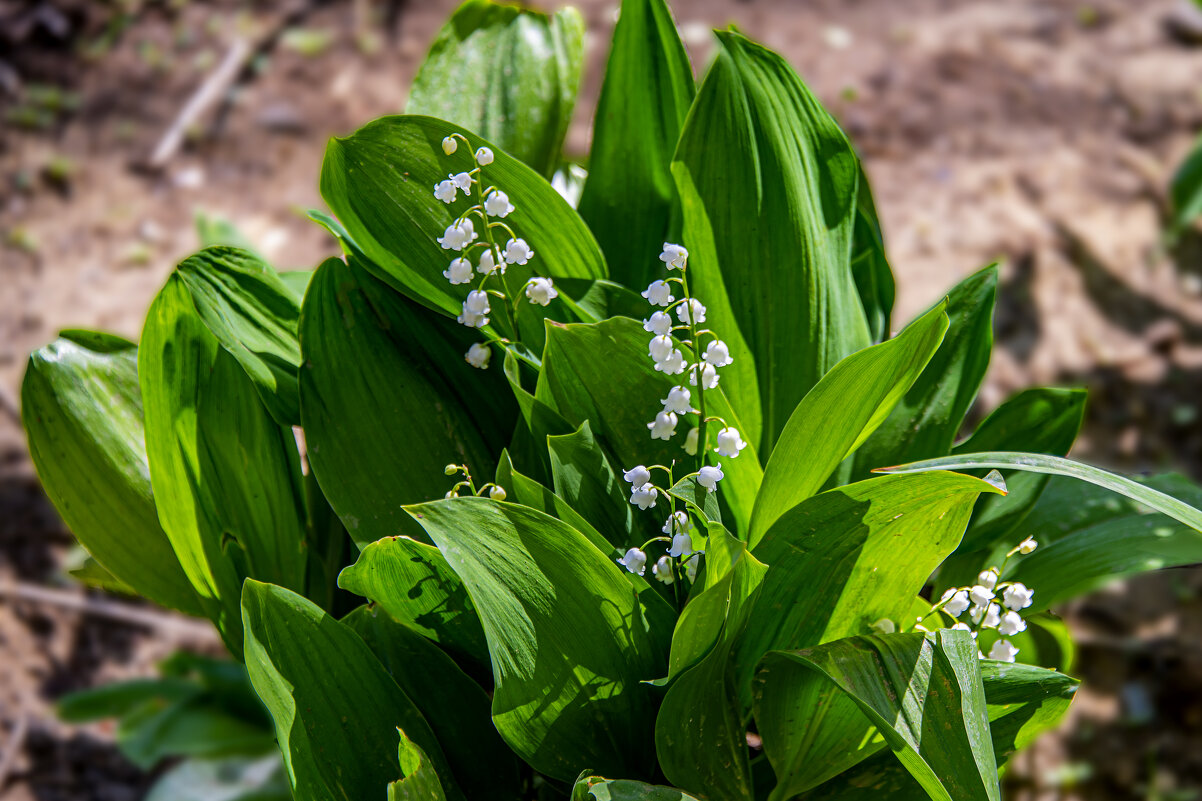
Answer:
[
  {"xmin": 299, "ymin": 256, "xmax": 514, "ymax": 545},
  {"xmin": 755, "ymin": 631, "xmax": 1000, "ymax": 801},
  {"xmin": 748, "ymin": 302, "xmax": 948, "ymax": 546},
  {"xmin": 673, "ymin": 31, "xmax": 870, "ymax": 452},
  {"xmin": 850, "ymin": 165, "xmax": 895, "ymax": 343},
  {"xmin": 407, "ymin": 0, "xmax": 585, "ymax": 177},
  {"xmin": 403, "ymin": 497, "xmax": 671, "ymax": 781},
  {"xmin": 389, "ymin": 730, "xmax": 447, "ymax": 801},
  {"xmin": 241, "ymin": 581, "xmax": 464, "ymax": 801},
  {"xmin": 577, "ymin": 0, "xmax": 695, "ymax": 288},
  {"xmin": 573, "ymin": 774, "xmax": 703, "ymax": 801},
  {"xmin": 21, "ymin": 331, "xmax": 203, "ymax": 616}
]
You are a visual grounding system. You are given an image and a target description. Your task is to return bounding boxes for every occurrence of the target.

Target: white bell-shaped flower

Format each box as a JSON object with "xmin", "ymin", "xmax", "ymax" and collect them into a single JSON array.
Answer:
[
  {"xmin": 525, "ymin": 277, "xmax": 558, "ymax": 306},
  {"xmin": 987, "ymin": 639, "xmax": 1019, "ymax": 663},
  {"xmin": 654, "ymin": 349, "xmax": 687, "ymax": 375},
  {"xmin": 968, "ymin": 584, "xmax": 995, "ymax": 607},
  {"xmin": 438, "ymin": 218, "xmax": 477, "ymax": 251},
  {"xmin": 715, "ymin": 427, "xmax": 747, "ymax": 458},
  {"xmin": 642, "ymin": 280, "xmax": 674, "ymax": 307},
  {"xmin": 942, "ymin": 589, "xmax": 971, "ymax": 617},
  {"xmin": 443, "ymin": 257, "xmax": 473, "ymax": 285},
  {"xmin": 682, "ymin": 426, "xmax": 699, "ymax": 456},
  {"xmin": 661, "ymin": 386, "xmax": 694, "ymax": 415},
  {"xmin": 668, "ymin": 533, "xmax": 693, "ymax": 559},
  {"xmin": 485, "ymin": 189, "xmax": 515, "ymax": 218},
  {"xmin": 1017, "ymin": 537, "xmax": 1038, "ymax": 554},
  {"xmin": 441, "ymin": 136, "xmax": 458, "ymax": 155},
  {"xmin": 643, "ymin": 311, "xmax": 673, "ymax": 336},
  {"xmin": 683, "ymin": 553, "xmax": 700, "ymax": 582},
  {"xmin": 652, "ymin": 556, "xmax": 675, "ymax": 584},
  {"xmin": 977, "ymin": 568, "xmax": 1000, "ymax": 591},
  {"xmin": 630, "ymin": 485, "xmax": 658, "ymax": 510},
  {"xmin": 676, "ymin": 298, "xmax": 707, "ymax": 325},
  {"xmin": 980, "ymin": 603, "xmax": 1001, "ymax": 629},
  {"xmin": 662, "ymin": 511, "xmax": 689, "ymax": 537},
  {"xmin": 457, "ymin": 290, "xmax": 491, "ymax": 328},
  {"xmin": 998, "ymin": 610, "xmax": 1026, "ymax": 636},
  {"xmin": 617, "ymin": 547, "xmax": 648, "ymax": 576},
  {"xmin": 465, "ymin": 342, "xmax": 491, "ymax": 369},
  {"xmin": 450, "ymin": 171, "xmax": 473, "ymax": 192},
  {"xmin": 477, "ymin": 247, "xmax": 500, "ymax": 275},
  {"xmin": 647, "ymin": 411, "xmax": 678, "ymax": 441},
  {"xmin": 649, "ymin": 335, "xmax": 676, "ymax": 363},
  {"xmin": 623, "ymin": 465, "xmax": 651, "ymax": 488},
  {"xmin": 475, "ymin": 146, "xmax": 494, "ymax": 165},
  {"xmin": 660, "ymin": 242, "xmax": 688, "ymax": 270},
  {"xmin": 1002, "ymin": 583, "xmax": 1034, "ymax": 611},
  {"xmin": 689, "ymin": 363, "xmax": 720, "ymax": 390},
  {"xmin": 489, "ymin": 484, "xmax": 507, "ymax": 501},
  {"xmin": 445, "ymin": 489, "xmax": 458, "ymax": 499},
  {"xmin": 434, "ymin": 179, "xmax": 457, "ymax": 204},
  {"xmin": 697, "ymin": 463, "xmax": 724, "ymax": 492},
  {"xmin": 504, "ymin": 238, "xmax": 534, "ymax": 264},
  {"xmin": 703, "ymin": 339, "xmax": 733, "ymax": 368}
]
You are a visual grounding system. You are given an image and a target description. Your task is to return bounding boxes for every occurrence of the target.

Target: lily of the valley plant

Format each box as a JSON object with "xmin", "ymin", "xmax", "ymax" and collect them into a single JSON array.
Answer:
[{"xmin": 21, "ymin": 0, "xmax": 1202, "ymax": 799}]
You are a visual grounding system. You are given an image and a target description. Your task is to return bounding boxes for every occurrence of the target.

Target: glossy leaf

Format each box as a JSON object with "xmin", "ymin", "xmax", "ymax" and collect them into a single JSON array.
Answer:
[
  {"xmin": 407, "ymin": 0, "xmax": 585, "ymax": 178},
  {"xmin": 850, "ymin": 165, "xmax": 895, "ymax": 343},
  {"xmin": 547, "ymin": 420, "xmax": 638, "ymax": 549},
  {"xmin": 577, "ymin": 0, "xmax": 695, "ymax": 288},
  {"xmin": 755, "ymin": 631, "xmax": 1000, "ymax": 801},
  {"xmin": 673, "ymin": 31, "xmax": 870, "ymax": 452},
  {"xmin": 404, "ymin": 497, "xmax": 670, "ymax": 781},
  {"xmin": 299, "ymin": 256, "xmax": 514, "ymax": 545},
  {"xmin": 389, "ymin": 730, "xmax": 447, "ymax": 801},
  {"xmin": 749, "ymin": 302, "xmax": 949, "ymax": 545},
  {"xmin": 21, "ymin": 331, "xmax": 203, "ymax": 616},
  {"xmin": 241, "ymin": 581, "xmax": 463, "ymax": 801}
]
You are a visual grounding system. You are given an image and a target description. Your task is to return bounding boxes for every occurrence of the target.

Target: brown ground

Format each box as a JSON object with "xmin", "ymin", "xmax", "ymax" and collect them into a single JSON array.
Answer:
[{"xmin": 4, "ymin": 0, "xmax": 1202, "ymax": 798}]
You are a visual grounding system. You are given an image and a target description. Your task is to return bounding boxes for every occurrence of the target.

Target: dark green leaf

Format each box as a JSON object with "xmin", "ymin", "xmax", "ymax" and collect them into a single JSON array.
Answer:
[
  {"xmin": 573, "ymin": 774, "xmax": 703, "ymax": 801},
  {"xmin": 389, "ymin": 730, "xmax": 448, "ymax": 801},
  {"xmin": 548, "ymin": 420, "xmax": 638, "ymax": 549}
]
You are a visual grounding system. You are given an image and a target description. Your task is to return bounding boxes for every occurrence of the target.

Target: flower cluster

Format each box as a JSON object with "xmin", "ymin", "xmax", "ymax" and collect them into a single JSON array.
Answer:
[
  {"xmin": 924, "ymin": 536, "xmax": 1039, "ymax": 662},
  {"xmin": 434, "ymin": 134, "xmax": 559, "ymax": 370},
  {"xmin": 442, "ymin": 462, "xmax": 506, "ymax": 501}
]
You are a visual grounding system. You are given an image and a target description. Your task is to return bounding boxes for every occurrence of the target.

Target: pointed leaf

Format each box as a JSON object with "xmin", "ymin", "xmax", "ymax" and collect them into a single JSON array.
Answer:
[
  {"xmin": 389, "ymin": 730, "xmax": 447, "ymax": 801},
  {"xmin": 547, "ymin": 420, "xmax": 638, "ymax": 549}
]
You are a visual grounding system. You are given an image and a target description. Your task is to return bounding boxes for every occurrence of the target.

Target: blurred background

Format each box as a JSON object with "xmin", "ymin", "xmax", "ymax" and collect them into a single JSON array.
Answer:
[{"xmin": 4, "ymin": 0, "xmax": 1202, "ymax": 798}]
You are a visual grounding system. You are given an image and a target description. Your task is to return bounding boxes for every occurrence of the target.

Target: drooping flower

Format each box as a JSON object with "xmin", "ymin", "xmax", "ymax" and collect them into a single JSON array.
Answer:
[
  {"xmin": 676, "ymin": 298, "xmax": 707, "ymax": 325},
  {"xmin": 660, "ymin": 242, "xmax": 688, "ymax": 270},
  {"xmin": 443, "ymin": 257, "xmax": 473, "ymax": 285},
  {"xmin": 457, "ymin": 290, "xmax": 490, "ymax": 328},
  {"xmin": 662, "ymin": 511, "xmax": 689, "ymax": 537},
  {"xmin": 977, "ymin": 603, "xmax": 1001, "ymax": 629},
  {"xmin": 630, "ymin": 485, "xmax": 658, "ymax": 510},
  {"xmin": 643, "ymin": 311, "xmax": 673, "ymax": 336},
  {"xmin": 968, "ymin": 584, "xmax": 995, "ymax": 607},
  {"xmin": 1017, "ymin": 536, "xmax": 1038, "ymax": 554},
  {"xmin": 525, "ymin": 277, "xmax": 558, "ymax": 306},
  {"xmin": 977, "ymin": 568, "xmax": 999, "ymax": 591},
  {"xmin": 683, "ymin": 553, "xmax": 700, "ymax": 582},
  {"xmin": 623, "ymin": 465, "xmax": 651, "ymax": 488},
  {"xmin": 988, "ymin": 639, "xmax": 1019, "ymax": 663},
  {"xmin": 617, "ymin": 547, "xmax": 648, "ymax": 576},
  {"xmin": 689, "ymin": 363, "xmax": 720, "ymax": 390},
  {"xmin": 654, "ymin": 349, "xmax": 687, "ymax": 375},
  {"xmin": 465, "ymin": 342, "xmax": 491, "ymax": 369},
  {"xmin": 648, "ymin": 411, "xmax": 678, "ymax": 441},
  {"xmin": 652, "ymin": 556, "xmax": 675, "ymax": 584},
  {"xmin": 1002, "ymin": 583, "xmax": 1034, "ymax": 611},
  {"xmin": 438, "ymin": 218, "xmax": 477, "ymax": 251},
  {"xmin": 485, "ymin": 189, "xmax": 515, "ymax": 218},
  {"xmin": 450, "ymin": 172, "xmax": 473, "ymax": 192},
  {"xmin": 661, "ymin": 386, "xmax": 694, "ymax": 415},
  {"xmin": 942, "ymin": 589, "xmax": 971, "ymax": 617},
  {"xmin": 504, "ymin": 238, "xmax": 534, "ymax": 264},
  {"xmin": 697, "ymin": 463, "xmax": 724, "ymax": 492},
  {"xmin": 998, "ymin": 610, "xmax": 1026, "ymax": 637},
  {"xmin": 434, "ymin": 179, "xmax": 457, "ymax": 204},
  {"xmin": 703, "ymin": 339, "xmax": 733, "ymax": 368},
  {"xmin": 445, "ymin": 489, "xmax": 458, "ymax": 499},
  {"xmin": 642, "ymin": 280, "xmax": 674, "ymax": 307},
  {"xmin": 441, "ymin": 136, "xmax": 458, "ymax": 155},
  {"xmin": 668, "ymin": 533, "xmax": 693, "ymax": 559},
  {"xmin": 475, "ymin": 146, "xmax": 494, "ymax": 165},
  {"xmin": 715, "ymin": 427, "xmax": 747, "ymax": 458},
  {"xmin": 649, "ymin": 335, "xmax": 676, "ymax": 364},
  {"xmin": 477, "ymin": 247, "xmax": 500, "ymax": 275},
  {"xmin": 489, "ymin": 485, "xmax": 507, "ymax": 501},
  {"xmin": 682, "ymin": 426, "xmax": 699, "ymax": 456}
]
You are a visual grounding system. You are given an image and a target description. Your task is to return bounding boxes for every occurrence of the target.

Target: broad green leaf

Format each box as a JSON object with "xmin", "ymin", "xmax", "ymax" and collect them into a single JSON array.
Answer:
[
  {"xmin": 875, "ymin": 452, "xmax": 1202, "ymax": 534},
  {"xmin": 299, "ymin": 256, "xmax": 515, "ymax": 545},
  {"xmin": 404, "ymin": 497, "xmax": 670, "ymax": 781},
  {"xmin": 337, "ymin": 537, "xmax": 489, "ymax": 670},
  {"xmin": 852, "ymin": 266, "xmax": 996, "ymax": 479},
  {"xmin": 346, "ymin": 606, "xmax": 521, "ymax": 800},
  {"xmin": 141, "ymin": 276, "xmax": 309, "ymax": 650},
  {"xmin": 666, "ymin": 476, "xmax": 721, "ymax": 526},
  {"xmin": 748, "ymin": 302, "xmax": 949, "ymax": 546},
  {"xmin": 577, "ymin": 0, "xmax": 695, "ymax": 288},
  {"xmin": 143, "ymin": 755, "xmax": 290, "ymax": 801},
  {"xmin": 548, "ymin": 420, "xmax": 639, "ymax": 549},
  {"xmin": 389, "ymin": 730, "xmax": 447, "ymax": 801},
  {"xmin": 320, "ymin": 115, "xmax": 605, "ymax": 325},
  {"xmin": 407, "ymin": 0, "xmax": 585, "ymax": 178},
  {"xmin": 850, "ymin": 165, "xmax": 895, "ymax": 343},
  {"xmin": 21, "ymin": 331, "xmax": 203, "ymax": 616},
  {"xmin": 241, "ymin": 581, "xmax": 463, "ymax": 801},
  {"xmin": 755, "ymin": 631, "xmax": 1000, "ymax": 801},
  {"xmin": 115, "ymin": 693, "xmax": 275, "ymax": 770},
  {"xmin": 573, "ymin": 774, "xmax": 703, "ymax": 801},
  {"xmin": 540, "ymin": 317, "xmax": 762, "ymax": 537},
  {"xmin": 1170, "ymin": 131, "xmax": 1202, "ymax": 241},
  {"xmin": 174, "ymin": 247, "xmax": 302, "ymax": 426},
  {"xmin": 673, "ymin": 31, "xmax": 870, "ymax": 452}
]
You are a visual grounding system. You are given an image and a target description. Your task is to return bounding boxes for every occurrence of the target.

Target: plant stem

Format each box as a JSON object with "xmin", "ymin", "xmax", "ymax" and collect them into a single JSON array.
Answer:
[{"xmin": 680, "ymin": 272, "xmax": 707, "ymax": 464}]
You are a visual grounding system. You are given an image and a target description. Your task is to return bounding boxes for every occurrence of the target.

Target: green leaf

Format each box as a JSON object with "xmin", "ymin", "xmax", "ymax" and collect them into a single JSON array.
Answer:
[
  {"xmin": 407, "ymin": 0, "xmax": 585, "ymax": 178},
  {"xmin": 57, "ymin": 677, "xmax": 197, "ymax": 723},
  {"xmin": 389, "ymin": 730, "xmax": 448, "ymax": 801},
  {"xmin": 320, "ymin": 115, "xmax": 605, "ymax": 325},
  {"xmin": 1170, "ymin": 131, "xmax": 1202, "ymax": 241},
  {"xmin": 577, "ymin": 0, "xmax": 695, "ymax": 288},
  {"xmin": 548, "ymin": 420, "xmax": 639, "ymax": 549},
  {"xmin": 299, "ymin": 256, "xmax": 515, "ymax": 545},
  {"xmin": 241, "ymin": 581, "xmax": 464, "ymax": 801},
  {"xmin": 850, "ymin": 165, "xmax": 895, "ymax": 343},
  {"xmin": 573, "ymin": 774, "xmax": 703, "ymax": 801},
  {"xmin": 141, "ymin": 277, "xmax": 309, "ymax": 650},
  {"xmin": 404, "ymin": 497, "xmax": 670, "ymax": 781},
  {"xmin": 851, "ymin": 265, "xmax": 996, "ymax": 479},
  {"xmin": 755, "ymin": 631, "xmax": 1000, "ymax": 801},
  {"xmin": 337, "ymin": 537, "xmax": 490, "ymax": 671},
  {"xmin": 673, "ymin": 31, "xmax": 870, "ymax": 452},
  {"xmin": 175, "ymin": 247, "xmax": 303, "ymax": 426},
  {"xmin": 115, "ymin": 693, "xmax": 275, "ymax": 770},
  {"xmin": 21, "ymin": 331, "xmax": 203, "ymax": 616},
  {"xmin": 66, "ymin": 552, "xmax": 138, "ymax": 596},
  {"xmin": 748, "ymin": 302, "xmax": 949, "ymax": 546}
]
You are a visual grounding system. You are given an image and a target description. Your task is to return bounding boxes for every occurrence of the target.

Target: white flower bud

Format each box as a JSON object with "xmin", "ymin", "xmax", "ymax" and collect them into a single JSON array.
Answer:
[
  {"xmin": 1018, "ymin": 537, "xmax": 1038, "ymax": 554},
  {"xmin": 489, "ymin": 484, "xmax": 507, "ymax": 501},
  {"xmin": 617, "ymin": 547, "xmax": 647, "ymax": 576},
  {"xmin": 683, "ymin": 553, "xmax": 700, "ymax": 582},
  {"xmin": 485, "ymin": 189, "xmax": 515, "ymax": 218},
  {"xmin": 987, "ymin": 639, "xmax": 1019, "ymax": 663},
  {"xmin": 477, "ymin": 247, "xmax": 500, "ymax": 275},
  {"xmin": 438, "ymin": 218, "xmax": 477, "ymax": 251},
  {"xmin": 465, "ymin": 342, "xmax": 491, "ymax": 369},
  {"xmin": 647, "ymin": 411, "xmax": 678, "ymax": 441},
  {"xmin": 682, "ymin": 426, "xmax": 699, "ymax": 456},
  {"xmin": 869, "ymin": 618, "xmax": 896, "ymax": 635},
  {"xmin": 649, "ymin": 335, "xmax": 676, "ymax": 363},
  {"xmin": 977, "ymin": 568, "xmax": 999, "ymax": 591},
  {"xmin": 475, "ymin": 146, "xmax": 493, "ymax": 165},
  {"xmin": 441, "ymin": 136, "xmax": 458, "ymax": 155},
  {"xmin": 715, "ymin": 427, "xmax": 747, "ymax": 458},
  {"xmin": 703, "ymin": 339, "xmax": 733, "ymax": 368},
  {"xmin": 652, "ymin": 555, "xmax": 675, "ymax": 584},
  {"xmin": 998, "ymin": 610, "xmax": 1026, "ymax": 637}
]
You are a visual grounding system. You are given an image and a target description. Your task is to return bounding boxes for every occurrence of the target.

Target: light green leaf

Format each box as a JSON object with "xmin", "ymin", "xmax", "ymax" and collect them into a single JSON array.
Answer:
[
  {"xmin": 748, "ymin": 302, "xmax": 949, "ymax": 546},
  {"xmin": 389, "ymin": 730, "xmax": 447, "ymax": 801},
  {"xmin": 755, "ymin": 631, "xmax": 1000, "ymax": 801},
  {"xmin": 21, "ymin": 331, "xmax": 204, "ymax": 616},
  {"xmin": 573, "ymin": 774, "xmax": 703, "ymax": 801},
  {"xmin": 577, "ymin": 0, "xmax": 695, "ymax": 288},
  {"xmin": 241, "ymin": 581, "xmax": 464, "ymax": 801},
  {"xmin": 673, "ymin": 31, "xmax": 870, "ymax": 452},
  {"xmin": 299, "ymin": 256, "xmax": 514, "ymax": 545},
  {"xmin": 850, "ymin": 164, "xmax": 895, "ymax": 343},
  {"xmin": 407, "ymin": 0, "xmax": 584, "ymax": 178},
  {"xmin": 404, "ymin": 497, "xmax": 670, "ymax": 781}
]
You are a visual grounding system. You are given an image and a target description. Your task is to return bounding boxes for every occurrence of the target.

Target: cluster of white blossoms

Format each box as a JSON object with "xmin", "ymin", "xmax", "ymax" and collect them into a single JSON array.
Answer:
[
  {"xmin": 924, "ymin": 536, "xmax": 1039, "ymax": 663},
  {"xmin": 434, "ymin": 133, "xmax": 558, "ymax": 370},
  {"xmin": 442, "ymin": 463, "xmax": 506, "ymax": 501}
]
